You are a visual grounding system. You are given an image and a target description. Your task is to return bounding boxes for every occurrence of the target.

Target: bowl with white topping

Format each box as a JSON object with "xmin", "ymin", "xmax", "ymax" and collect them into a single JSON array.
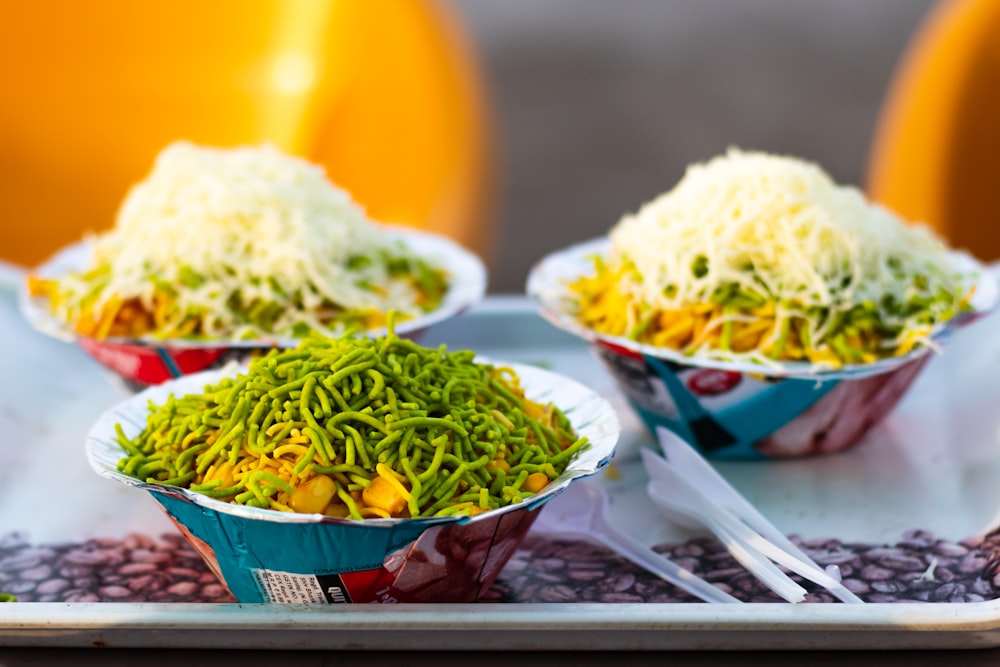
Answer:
[
  {"xmin": 528, "ymin": 149, "xmax": 996, "ymax": 459},
  {"xmin": 21, "ymin": 142, "xmax": 487, "ymax": 387}
]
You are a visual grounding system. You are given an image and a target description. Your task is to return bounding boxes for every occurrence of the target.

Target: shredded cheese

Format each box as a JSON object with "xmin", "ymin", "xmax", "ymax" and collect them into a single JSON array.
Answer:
[
  {"xmin": 55, "ymin": 142, "xmax": 441, "ymax": 339},
  {"xmin": 602, "ymin": 148, "xmax": 969, "ymax": 362}
]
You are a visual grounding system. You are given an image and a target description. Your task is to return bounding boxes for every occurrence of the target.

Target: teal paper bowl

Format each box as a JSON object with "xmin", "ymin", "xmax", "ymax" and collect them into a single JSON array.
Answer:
[
  {"xmin": 528, "ymin": 237, "xmax": 997, "ymax": 460},
  {"xmin": 85, "ymin": 360, "xmax": 620, "ymax": 603}
]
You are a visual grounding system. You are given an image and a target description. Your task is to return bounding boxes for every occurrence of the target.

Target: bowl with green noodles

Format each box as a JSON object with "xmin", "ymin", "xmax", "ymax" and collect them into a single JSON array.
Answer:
[{"xmin": 85, "ymin": 327, "xmax": 621, "ymax": 603}]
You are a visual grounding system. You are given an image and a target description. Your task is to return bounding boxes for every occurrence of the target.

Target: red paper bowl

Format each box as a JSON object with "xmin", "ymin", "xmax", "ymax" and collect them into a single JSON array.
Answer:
[{"xmin": 21, "ymin": 227, "xmax": 487, "ymax": 389}]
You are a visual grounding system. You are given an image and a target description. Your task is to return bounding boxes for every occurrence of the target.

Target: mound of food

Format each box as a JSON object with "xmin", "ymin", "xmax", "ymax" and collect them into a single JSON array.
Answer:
[
  {"xmin": 113, "ymin": 324, "xmax": 588, "ymax": 519},
  {"xmin": 570, "ymin": 148, "xmax": 976, "ymax": 369},
  {"xmin": 29, "ymin": 142, "xmax": 450, "ymax": 342}
]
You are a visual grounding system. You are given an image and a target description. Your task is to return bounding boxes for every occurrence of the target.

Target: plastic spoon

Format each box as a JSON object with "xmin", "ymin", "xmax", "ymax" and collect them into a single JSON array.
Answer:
[
  {"xmin": 646, "ymin": 429, "xmax": 864, "ymax": 604},
  {"xmin": 642, "ymin": 449, "xmax": 809, "ymax": 603},
  {"xmin": 654, "ymin": 426, "xmax": 846, "ymax": 577},
  {"xmin": 532, "ymin": 480, "xmax": 741, "ymax": 604},
  {"xmin": 642, "ymin": 447, "xmax": 862, "ymax": 603}
]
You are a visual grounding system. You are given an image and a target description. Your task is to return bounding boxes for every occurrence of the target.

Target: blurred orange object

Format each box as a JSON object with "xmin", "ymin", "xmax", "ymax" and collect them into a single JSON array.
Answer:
[
  {"xmin": 867, "ymin": 0, "xmax": 1000, "ymax": 261},
  {"xmin": 0, "ymin": 0, "xmax": 494, "ymax": 269}
]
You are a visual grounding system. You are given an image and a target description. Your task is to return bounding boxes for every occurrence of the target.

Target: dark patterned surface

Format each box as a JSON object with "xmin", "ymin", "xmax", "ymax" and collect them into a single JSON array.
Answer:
[
  {"xmin": 487, "ymin": 531, "xmax": 1000, "ymax": 603},
  {"xmin": 4, "ymin": 526, "xmax": 999, "ymax": 604}
]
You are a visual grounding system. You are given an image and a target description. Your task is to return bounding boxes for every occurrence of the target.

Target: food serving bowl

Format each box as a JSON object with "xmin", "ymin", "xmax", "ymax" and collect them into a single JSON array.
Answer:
[
  {"xmin": 20, "ymin": 226, "xmax": 487, "ymax": 389},
  {"xmin": 527, "ymin": 237, "xmax": 998, "ymax": 460},
  {"xmin": 85, "ymin": 360, "xmax": 620, "ymax": 604}
]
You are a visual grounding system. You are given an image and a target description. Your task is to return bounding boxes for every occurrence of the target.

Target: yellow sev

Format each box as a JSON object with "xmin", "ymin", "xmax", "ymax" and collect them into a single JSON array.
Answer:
[
  {"xmin": 27, "ymin": 274, "xmax": 402, "ymax": 341},
  {"xmin": 569, "ymin": 259, "xmax": 938, "ymax": 369},
  {"xmin": 189, "ymin": 393, "xmax": 572, "ymax": 520}
]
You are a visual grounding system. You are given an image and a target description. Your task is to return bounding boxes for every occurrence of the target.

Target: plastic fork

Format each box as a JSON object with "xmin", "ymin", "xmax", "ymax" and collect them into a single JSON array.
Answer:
[
  {"xmin": 642, "ymin": 448, "xmax": 809, "ymax": 602},
  {"xmin": 644, "ymin": 427, "xmax": 864, "ymax": 604},
  {"xmin": 533, "ymin": 480, "xmax": 742, "ymax": 604}
]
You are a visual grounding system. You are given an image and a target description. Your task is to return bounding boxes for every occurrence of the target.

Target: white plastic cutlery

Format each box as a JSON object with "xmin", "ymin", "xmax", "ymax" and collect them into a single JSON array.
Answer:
[
  {"xmin": 643, "ymin": 465, "xmax": 808, "ymax": 602},
  {"xmin": 644, "ymin": 427, "xmax": 865, "ymax": 604},
  {"xmin": 642, "ymin": 448, "xmax": 808, "ymax": 603},
  {"xmin": 533, "ymin": 480, "xmax": 742, "ymax": 604}
]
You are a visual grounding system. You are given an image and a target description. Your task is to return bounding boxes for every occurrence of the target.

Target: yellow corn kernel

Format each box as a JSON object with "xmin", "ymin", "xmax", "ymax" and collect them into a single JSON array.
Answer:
[
  {"xmin": 288, "ymin": 474, "xmax": 337, "ymax": 514},
  {"xmin": 323, "ymin": 503, "xmax": 351, "ymax": 519},
  {"xmin": 486, "ymin": 458, "xmax": 510, "ymax": 474},
  {"xmin": 523, "ymin": 472, "xmax": 550, "ymax": 493},
  {"xmin": 362, "ymin": 475, "xmax": 408, "ymax": 516}
]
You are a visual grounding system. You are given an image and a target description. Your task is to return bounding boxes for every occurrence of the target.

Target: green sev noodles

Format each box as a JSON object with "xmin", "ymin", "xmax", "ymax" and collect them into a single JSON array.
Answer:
[{"xmin": 115, "ymin": 327, "xmax": 588, "ymax": 519}]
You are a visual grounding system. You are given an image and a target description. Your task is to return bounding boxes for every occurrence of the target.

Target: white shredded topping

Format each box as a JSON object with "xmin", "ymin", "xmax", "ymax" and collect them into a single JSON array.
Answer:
[
  {"xmin": 607, "ymin": 148, "xmax": 969, "ymax": 360},
  {"xmin": 57, "ymin": 142, "xmax": 437, "ymax": 338}
]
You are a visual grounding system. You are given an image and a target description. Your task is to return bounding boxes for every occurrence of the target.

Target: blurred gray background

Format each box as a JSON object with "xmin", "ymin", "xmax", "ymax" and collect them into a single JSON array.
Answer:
[{"xmin": 452, "ymin": 0, "xmax": 938, "ymax": 293}]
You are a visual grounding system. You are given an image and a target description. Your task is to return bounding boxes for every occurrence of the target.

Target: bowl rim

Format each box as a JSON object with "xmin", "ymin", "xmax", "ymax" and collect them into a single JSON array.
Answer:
[
  {"xmin": 526, "ymin": 236, "xmax": 999, "ymax": 380},
  {"xmin": 20, "ymin": 224, "xmax": 488, "ymax": 350},
  {"xmin": 84, "ymin": 357, "xmax": 621, "ymax": 528}
]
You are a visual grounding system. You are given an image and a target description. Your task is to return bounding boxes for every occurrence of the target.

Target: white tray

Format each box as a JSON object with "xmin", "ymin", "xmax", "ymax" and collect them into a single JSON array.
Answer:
[{"xmin": 5, "ymin": 264, "xmax": 1000, "ymax": 651}]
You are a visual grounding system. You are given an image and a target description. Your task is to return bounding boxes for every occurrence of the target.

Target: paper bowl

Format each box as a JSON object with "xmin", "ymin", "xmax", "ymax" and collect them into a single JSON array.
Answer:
[
  {"xmin": 20, "ymin": 226, "xmax": 487, "ymax": 389},
  {"xmin": 85, "ymin": 361, "xmax": 620, "ymax": 603},
  {"xmin": 527, "ymin": 237, "xmax": 998, "ymax": 460}
]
